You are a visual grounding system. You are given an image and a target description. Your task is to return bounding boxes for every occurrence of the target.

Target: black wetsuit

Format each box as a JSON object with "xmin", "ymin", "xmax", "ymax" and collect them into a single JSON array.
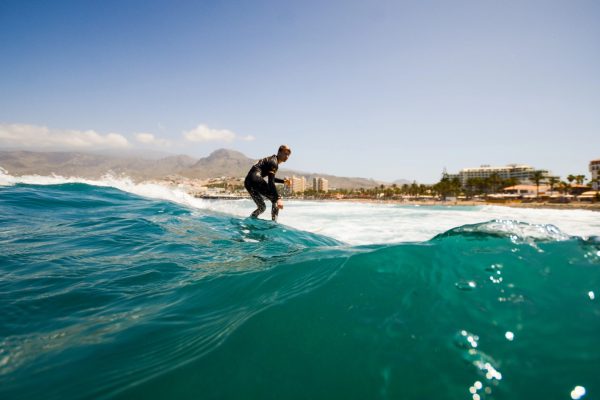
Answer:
[{"xmin": 245, "ymin": 155, "xmax": 284, "ymax": 221}]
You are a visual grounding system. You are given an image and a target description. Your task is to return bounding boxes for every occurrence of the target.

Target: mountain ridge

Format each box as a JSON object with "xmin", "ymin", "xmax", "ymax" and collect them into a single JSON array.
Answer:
[{"xmin": 0, "ymin": 149, "xmax": 405, "ymax": 189}]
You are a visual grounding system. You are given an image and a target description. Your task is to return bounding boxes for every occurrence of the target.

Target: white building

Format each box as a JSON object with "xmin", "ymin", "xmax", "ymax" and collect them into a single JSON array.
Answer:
[
  {"xmin": 590, "ymin": 159, "xmax": 600, "ymax": 190},
  {"xmin": 456, "ymin": 164, "xmax": 549, "ymax": 186},
  {"xmin": 289, "ymin": 175, "xmax": 307, "ymax": 193},
  {"xmin": 502, "ymin": 184, "xmax": 550, "ymax": 196},
  {"xmin": 313, "ymin": 177, "xmax": 329, "ymax": 192}
]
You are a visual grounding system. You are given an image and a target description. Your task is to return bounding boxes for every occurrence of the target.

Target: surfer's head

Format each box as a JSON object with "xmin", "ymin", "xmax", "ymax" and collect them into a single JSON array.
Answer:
[{"xmin": 277, "ymin": 145, "xmax": 291, "ymax": 163}]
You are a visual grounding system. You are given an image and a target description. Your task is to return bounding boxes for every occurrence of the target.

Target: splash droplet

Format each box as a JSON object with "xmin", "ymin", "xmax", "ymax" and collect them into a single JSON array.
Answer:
[
  {"xmin": 454, "ymin": 330, "xmax": 479, "ymax": 349},
  {"xmin": 456, "ymin": 280, "xmax": 477, "ymax": 291},
  {"xmin": 588, "ymin": 291, "xmax": 595, "ymax": 300},
  {"xmin": 505, "ymin": 331, "xmax": 515, "ymax": 341},
  {"xmin": 571, "ymin": 386, "xmax": 586, "ymax": 399}
]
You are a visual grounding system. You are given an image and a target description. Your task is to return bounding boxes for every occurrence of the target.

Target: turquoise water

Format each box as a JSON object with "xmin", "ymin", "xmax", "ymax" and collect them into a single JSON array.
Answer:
[{"xmin": 1, "ymin": 183, "xmax": 599, "ymax": 400}]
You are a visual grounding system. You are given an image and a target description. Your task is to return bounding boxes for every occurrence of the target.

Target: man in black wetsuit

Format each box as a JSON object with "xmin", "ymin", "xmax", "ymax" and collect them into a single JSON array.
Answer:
[{"xmin": 245, "ymin": 145, "xmax": 291, "ymax": 222}]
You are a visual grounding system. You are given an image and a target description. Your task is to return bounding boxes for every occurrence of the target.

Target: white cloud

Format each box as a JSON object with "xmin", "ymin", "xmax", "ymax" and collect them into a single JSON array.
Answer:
[
  {"xmin": 240, "ymin": 135, "xmax": 256, "ymax": 141},
  {"xmin": 0, "ymin": 123, "xmax": 129, "ymax": 149},
  {"xmin": 135, "ymin": 132, "xmax": 170, "ymax": 146},
  {"xmin": 183, "ymin": 124, "xmax": 242, "ymax": 143}
]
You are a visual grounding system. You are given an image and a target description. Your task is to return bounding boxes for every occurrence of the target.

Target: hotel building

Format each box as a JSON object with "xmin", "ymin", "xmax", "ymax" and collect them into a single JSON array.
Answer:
[
  {"xmin": 289, "ymin": 175, "xmax": 307, "ymax": 193},
  {"xmin": 590, "ymin": 159, "xmax": 600, "ymax": 190},
  {"xmin": 313, "ymin": 177, "xmax": 329, "ymax": 192},
  {"xmin": 451, "ymin": 164, "xmax": 549, "ymax": 186}
]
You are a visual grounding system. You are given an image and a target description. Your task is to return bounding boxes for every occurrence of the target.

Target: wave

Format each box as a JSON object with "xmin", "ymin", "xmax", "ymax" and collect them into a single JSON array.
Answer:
[
  {"xmin": 1, "ymin": 183, "xmax": 599, "ymax": 399},
  {"xmin": 2, "ymin": 169, "xmax": 600, "ymax": 245},
  {"xmin": 0, "ymin": 167, "xmax": 217, "ymax": 211}
]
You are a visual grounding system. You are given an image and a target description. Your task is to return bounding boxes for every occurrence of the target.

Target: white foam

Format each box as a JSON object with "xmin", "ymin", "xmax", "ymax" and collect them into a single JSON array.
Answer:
[
  {"xmin": 0, "ymin": 168, "xmax": 215, "ymax": 211},
  {"xmin": 277, "ymin": 201, "xmax": 600, "ymax": 244},
  {"xmin": 2, "ymin": 169, "xmax": 599, "ymax": 245}
]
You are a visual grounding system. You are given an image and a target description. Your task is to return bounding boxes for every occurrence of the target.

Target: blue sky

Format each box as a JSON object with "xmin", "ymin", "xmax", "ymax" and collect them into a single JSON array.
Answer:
[{"xmin": 1, "ymin": 0, "xmax": 599, "ymax": 183}]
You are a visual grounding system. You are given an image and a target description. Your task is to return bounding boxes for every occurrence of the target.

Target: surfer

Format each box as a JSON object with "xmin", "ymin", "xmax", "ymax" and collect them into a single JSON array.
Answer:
[{"xmin": 244, "ymin": 145, "xmax": 291, "ymax": 222}]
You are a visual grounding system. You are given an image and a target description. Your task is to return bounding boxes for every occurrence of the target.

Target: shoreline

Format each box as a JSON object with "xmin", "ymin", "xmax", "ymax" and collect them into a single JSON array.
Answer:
[
  {"xmin": 325, "ymin": 198, "xmax": 600, "ymax": 211},
  {"xmin": 311, "ymin": 198, "xmax": 600, "ymax": 211},
  {"xmin": 195, "ymin": 193, "xmax": 600, "ymax": 212}
]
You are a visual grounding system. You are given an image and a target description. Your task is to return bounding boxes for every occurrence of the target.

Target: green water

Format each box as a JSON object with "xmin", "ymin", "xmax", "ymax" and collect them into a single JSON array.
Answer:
[{"xmin": 1, "ymin": 183, "xmax": 599, "ymax": 399}]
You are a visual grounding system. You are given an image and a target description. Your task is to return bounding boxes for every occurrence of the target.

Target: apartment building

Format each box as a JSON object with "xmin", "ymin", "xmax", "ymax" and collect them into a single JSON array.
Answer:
[
  {"xmin": 590, "ymin": 159, "xmax": 600, "ymax": 190},
  {"xmin": 289, "ymin": 175, "xmax": 307, "ymax": 193},
  {"xmin": 455, "ymin": 164, "xmax": 548, "ymax": 185},
  {"xmin": 313, "ymin": 177, "xmax": 329, "ymax": 192}
]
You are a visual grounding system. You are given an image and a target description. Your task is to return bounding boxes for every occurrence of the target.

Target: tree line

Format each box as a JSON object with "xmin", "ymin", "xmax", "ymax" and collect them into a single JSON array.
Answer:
[{"xmin": 295, "ymin": 171, "xmax": 596, "ymax": 200}]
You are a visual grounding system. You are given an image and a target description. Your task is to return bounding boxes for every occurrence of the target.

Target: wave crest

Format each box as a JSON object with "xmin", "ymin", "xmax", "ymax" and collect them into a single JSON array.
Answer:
[{"xmin": 433, "ymin": 219, "xmax": 572, "ymax": 243}]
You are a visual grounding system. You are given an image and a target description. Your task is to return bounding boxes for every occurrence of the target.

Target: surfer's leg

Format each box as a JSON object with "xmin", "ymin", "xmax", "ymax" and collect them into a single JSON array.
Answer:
[
  {"xmin": 248, "ymin": 187, "xmax": 266, "ymax": 218},
  {"xmin": 265, "ymin": 194, "xmax": 279, "ymax": 222},
  {"xmin": 245, "ymin": 177, "xmax": 267, "ymax": 218},
  {"xmin": 270, "ymin": 200, "xmax": 279, "ymax": 222}
]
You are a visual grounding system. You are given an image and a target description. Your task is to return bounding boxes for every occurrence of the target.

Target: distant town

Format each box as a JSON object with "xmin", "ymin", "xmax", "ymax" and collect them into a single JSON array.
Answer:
[
  {"xmin": 173, "ymin": 159, "xmax": 600, "ymax": 205},
  {"xmin": 1, "ymin": 149, "xmax": 598, "ymax": 207}
]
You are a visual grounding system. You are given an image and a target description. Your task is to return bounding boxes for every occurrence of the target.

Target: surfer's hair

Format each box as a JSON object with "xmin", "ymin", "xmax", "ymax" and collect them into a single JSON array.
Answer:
[{"xmin": 278, "ymin": 145, "xmax": 291, "ymax": 155}]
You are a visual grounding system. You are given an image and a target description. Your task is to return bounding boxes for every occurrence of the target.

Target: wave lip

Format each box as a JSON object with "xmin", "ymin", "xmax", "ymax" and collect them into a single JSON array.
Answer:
[{"xmin": 433, "ymin": 219, "xmax": 573, "ymax": 243}]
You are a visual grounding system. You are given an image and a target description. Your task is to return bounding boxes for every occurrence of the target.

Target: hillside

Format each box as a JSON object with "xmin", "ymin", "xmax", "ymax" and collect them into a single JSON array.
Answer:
[{"xmin": 0, "ymin": 149, "xmax": 393, "ymax": 189}]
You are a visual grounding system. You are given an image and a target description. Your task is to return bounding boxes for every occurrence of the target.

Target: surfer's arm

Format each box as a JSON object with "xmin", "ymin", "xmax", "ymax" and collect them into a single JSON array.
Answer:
[{"xmin": 267, "ymin": 173, "xmax": 281, "ymax": 200}]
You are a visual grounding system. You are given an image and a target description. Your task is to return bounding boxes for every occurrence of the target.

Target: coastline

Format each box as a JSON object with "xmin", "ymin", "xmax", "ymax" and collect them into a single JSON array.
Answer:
[
  {"xmin": 324, "ymin": 198, "xmax": 600, "ymax": 211},
  {"xmin": 314, "ymin": 198, "xmax": 600, "ymax": 211},
  {"xmin": 194, "ymin": 192, "xmax": 600, "ymax": 212}
]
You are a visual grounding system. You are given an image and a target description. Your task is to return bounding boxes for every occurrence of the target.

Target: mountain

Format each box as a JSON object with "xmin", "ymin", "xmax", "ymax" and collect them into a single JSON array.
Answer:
[
  {"xmin": 0, "ymin": 151, "xmax": 163, "ymax": 179},
  {"xmin": 182, "ymin": 149, "xmax": 254, "ymax": 179},
  {"xmin": 0, "ymin": 149, "xmax": 388, "ymax": 189}
]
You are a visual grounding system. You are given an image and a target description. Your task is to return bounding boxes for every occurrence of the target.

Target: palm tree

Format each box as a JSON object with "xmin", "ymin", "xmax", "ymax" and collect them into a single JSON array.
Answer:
[
  {"xmin": 465, "ymin": 178, "xmax": 477, "ymax": 198},
  {"xmin": 558, "ymin": 181, "xmax": 571, "ymax": 195},
  {"xmin": 487, "ymin": 173, "xmax": 502, "ymax": 194},
  {"xmin": 451, "ymin": 177, "xmax": 462, "ymax": 197},
  {"xmin": 547, "ymin": 176, "xmax": 559, "ymax": 194},
  {"xmin": 503, "ymin": 177, "xmax": 520, "ymax": 189},
  {"xmin": 531, "ymin": 170, "xmax": 546, "ymax": 199},
  {"xmin": 575, "ymin": 175, "xmax": 586, "ymax": 186},
  {"xmin": 410, "ymin": 181, "xmax": 418, "ymax": 197},
  {"xmin": 475, "ymin": 177, "xmax": 488, "ymax": 197}
]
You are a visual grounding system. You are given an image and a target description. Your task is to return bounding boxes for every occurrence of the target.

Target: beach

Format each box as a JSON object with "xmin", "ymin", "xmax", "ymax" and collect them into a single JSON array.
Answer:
[
  {"xmin": 224, "ymin": 194, "xmax": 600, "ymax": 212},
  {"xmin": 331, "ymin": 197, "xmax": 600, "ymax": 211}
]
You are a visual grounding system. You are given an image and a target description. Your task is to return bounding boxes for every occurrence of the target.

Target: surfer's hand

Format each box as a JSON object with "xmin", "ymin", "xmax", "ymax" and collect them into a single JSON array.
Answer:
[{"xmin": 277, "ymin": 199, "xmax": 284, "ymax": 209}]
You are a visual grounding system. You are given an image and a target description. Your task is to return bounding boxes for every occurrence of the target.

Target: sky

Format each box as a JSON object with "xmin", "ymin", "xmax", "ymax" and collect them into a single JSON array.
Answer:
[{"xmin": 1, "ymin": 0, "xmax": 599, "ymax": 183}]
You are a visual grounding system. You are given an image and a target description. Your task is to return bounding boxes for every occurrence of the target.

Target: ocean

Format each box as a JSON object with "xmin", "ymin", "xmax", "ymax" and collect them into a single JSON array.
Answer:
[{"xmin": 1, "ymin": 171, "xmax": 599, "ymax": 400}]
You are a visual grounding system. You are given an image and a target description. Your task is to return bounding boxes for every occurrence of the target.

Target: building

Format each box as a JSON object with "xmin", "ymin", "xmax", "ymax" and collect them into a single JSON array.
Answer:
[
  {"xmin": 502, "ymin": 184, "xmax": 550, "ymax": 196},
  {"xmin": 455, "ymin": 164, "xmax": 549, "ymax": 186},
  {"xmin": 313, "ymin": 177, "xmax": 329, "ymax": 192},
  {"xmin": 590, "ymin": 159, "xmax": 600, "ymax": 190},
  {"xmin": 289, "ymin": 175, "xmax": 307, "ymax": 193}
]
